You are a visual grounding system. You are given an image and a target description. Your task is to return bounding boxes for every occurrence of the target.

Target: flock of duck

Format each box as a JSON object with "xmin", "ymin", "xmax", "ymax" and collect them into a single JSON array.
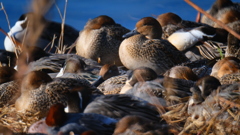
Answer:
[{"xmin": 0, "ymin": 0, "xmax": 240, "ymax": 134}]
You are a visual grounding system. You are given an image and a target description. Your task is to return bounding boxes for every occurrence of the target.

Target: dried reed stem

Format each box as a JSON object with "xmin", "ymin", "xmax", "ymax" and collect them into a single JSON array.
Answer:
[
  {"xmin": 0, "ymin": 3, "xmax": 21, "ymax": 57},
  {"xmin": 54, "ymin": 1, "xmax": 63, "ymax": 20},
  {"xmin": 56, "ymin": 0, "xmax": 68, "ymax": 54},
  {"xmin": 184, "ymin": 0, "xmax": 240, "ymax": 40},
  {"xmin": 0, "ymin": 3, "xmax": 11, "ymax": 32}
]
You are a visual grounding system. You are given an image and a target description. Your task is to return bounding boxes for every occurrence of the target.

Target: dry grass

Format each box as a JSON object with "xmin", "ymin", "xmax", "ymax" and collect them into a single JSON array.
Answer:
[
  {"xmin": 0, "ymin": 105, "xmax": 41, "ymax": 133},
  {"xmin": 161, "ymin": 89, "xmax": 240, "ymax": 135}
]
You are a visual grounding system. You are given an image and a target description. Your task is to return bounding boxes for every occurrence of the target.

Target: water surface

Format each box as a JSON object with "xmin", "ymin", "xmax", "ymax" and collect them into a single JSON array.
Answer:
[{"xmin": 0, "ymin": 0, "xmax": 237, "ymax": 49}]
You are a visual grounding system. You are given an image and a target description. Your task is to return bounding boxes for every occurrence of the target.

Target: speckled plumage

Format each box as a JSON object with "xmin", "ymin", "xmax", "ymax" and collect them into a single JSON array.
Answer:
[
  {"xmin": 27, "ymin": 53, "xmax": 101, "ymax": 75},
  {"xmin": 226, "ymin": 21, "xmax": 240, "ymax": 59},
  {"xmin": 0, "ymin": 81, "xmax": 20, "ymax": 107},
  {"xmin": 119, "ymin": 17, "xmax": 188, "ymax": 75},
  {"xmin": 84, "ymin": 94, "xmax": 161, "ymax": 122},
  {"xmin": 120, "ymin": 35, "xmax": 188, "ymax": 75},
  {"xmin": 76, "ymin": 15, "xmax": 130, "ymax": 66},
  {"xmin": 157, "ymin": 12, "xmax": 210, "ymax": 39},
  {"xmin": 201, "ymin": 0, "xmax": 240, "ymax": 27},
  {"xmin": 15, "ymin": 74, "xmax": 97, "ymax": 117},
  {"xmin": 220, "ymin": 73, "xmax": 240, "ymax": 84},
  {"xmin": 98, "ymin": 74, "xmax": 128, "ymax": 95}
]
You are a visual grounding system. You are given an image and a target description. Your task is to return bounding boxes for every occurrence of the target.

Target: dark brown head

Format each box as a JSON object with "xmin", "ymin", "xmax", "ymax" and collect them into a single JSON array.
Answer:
[
  {"xmin": 166, "ymin": 66, "xmax": 198, "ymax": 81},
  {"xmin": 17, "ymin": 46, "xmax": 50, "ymax": 74},
  {"xmin": 216, "ymin": 10, "xmax": 240, "ymax": 27},
  {"xmin": 0, "ymin": 66, "xmax": 17, "ymax": 84},
  {"xmin": 21, "ymin": 71, "xmax": 52, "ymax": 92},
  {"xmin": 135, "ymin": 17, "xmax": 163, "ymax": 39},
  {"xmin": 128, "ymin": 67, "xmax": 158, "ymax": 86},
  {"xmin": 211, "ymin": 57, "xmax": 240, "ymax": 78},
  {"xmin": 64, "ymin": 57, "xmax": 86, "ymax": 74},
  {"xmin": 85, "ymin": 15, "xmax": 116, "ymax": 29},
  {"xmin": 209, "ymin": 0, "xmax": 234, "ymax": 16},
  {"xmin": 99, "ymin": 64, "xmax": 119, "ymax": 80},
  {"xmin": 45, "ymin": 103, "xmax": 67, "ymax": 127},
  {"xmin": 157, "ymin": 12, "xmax": 182, "ymax": 27},
  {"xmin": 196, "ymin": 76, "xmax": 221, "ymax": 98}
]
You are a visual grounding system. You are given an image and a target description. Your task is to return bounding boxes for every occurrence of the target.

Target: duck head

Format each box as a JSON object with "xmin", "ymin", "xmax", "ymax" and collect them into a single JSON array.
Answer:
[
  {"xmin": 45, "ymin": 103, "xmax": 67, "ymax": 127},
  {"xmin": 215, "ymin": 9, "xmax": 240, "ymax": 27},
  {"xmin": 92, "ymin": 64, "xmax": 119, "ymax": 87},
  {"xmin": 84, "ymin": 15, "xmax": 116, "ymax": 30},
  {"xmin": 165, "ymin": 66, "xmax": 198, "ymax": 81},
  {"xmin": 195, "ymin": 76, "xmax": 221, "ymax": 99},
  {"xmin": 114, "ymin": 115, "xmax": 169, "ymax": 135},
  {"xmin": 0, "ymin": 66, "xmax": 17, "ymax": 84},
  {"xmin": 123, "ymin": 17, "xmax": 162, "ymax": 39},
  {"xmin": 226, "ymin": 21, "xmax": 240, "ymax": 59},
  {"xmin": 157, "ymin": 12, "xmax": 182, "ymax": 27},
  {"xmin": 211, "ymin": 57, "xmax": 240, "ymax": 78},
  {"xmin": 99, "ymin": 64, "xmax": 119, "ymax": 80},
  {"xmin": 209, "ymin": 0, "xmax": 234, "ymax": 15},
  {"xmin": 20, "ymin": 70, "xmax": 52, "ymax": 93},
  {"xmin": 64, "ymin": 57, "xmax": 86, "ymax": 73},
  {"xmin": 128, "ymin": 67, "xmax": 158, "ymax": 86},
  {"xmin": 15, "ymin": 70, "xmax": 52, "ymax": 112}
]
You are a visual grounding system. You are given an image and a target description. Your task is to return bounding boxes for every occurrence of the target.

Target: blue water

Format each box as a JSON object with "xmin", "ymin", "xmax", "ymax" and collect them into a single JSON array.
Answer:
[{"xmin": 0, "ymin": 0, "xmax": 237, "ymax": 50}]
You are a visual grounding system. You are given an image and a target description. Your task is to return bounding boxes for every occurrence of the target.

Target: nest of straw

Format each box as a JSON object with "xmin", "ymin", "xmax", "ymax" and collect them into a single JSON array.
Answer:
[
  {"xmin": 0, "ymin": 104, "xmax": 41, "ymax": 133},
  {"xmin": 162, "ymin": 89, "xmax": 240, "ymax": 135}
]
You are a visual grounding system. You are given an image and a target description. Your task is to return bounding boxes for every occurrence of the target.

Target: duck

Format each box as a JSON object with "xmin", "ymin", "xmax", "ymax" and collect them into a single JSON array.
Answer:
[
  {"xmin": 167, "ymin": 26, "xmax": 216, "ymax": 51},
  {"xmin": 124, "ymin": 79, "xmax": 167, "ymax": 106},
  {"xmin": 179, "ymin": 59, "xmax": 216, "ymax": 78},
  {"xmin": 201, "ymin": 0, "xmax": 240, "ymax": 27},
  {"xmin": 119, "ymin": 17, "xmax": 188, "ymax": 75},
  {"xmin": 225, "ymin": 20, "xmax": 240, "ymax": 59},
  {"xmin": 4, "ymin": 13, "xmax": 79, "ymax": 53},
  {"xmin": 194, "ymin": 76, "xmax": 221, "ymax": 99},
  {"xmin": 84, "ymin": 94, "xmax": 161, "ymax": 122},
  {"xmin": 186, "ymin": 82, "xmax": 239, "ymax": 134},
  {"xmin": 219, "ymin": 72, "xmax": 240, "ymax": 84},
  {"xmin": 56, "ymin": 56, "xmax": 120, "ymax": 85},
  {"xmin": 113, "ymin": 115, "xmax": 169, "ymax": 135},
  {"xmin": 28, "ymin": 103, "xmax": 117, "ymax": 135},
  {"xmin": 119, "ymin": 67, "xmax": 158, "ymax": 94},
  {"xmin": 0, "ymin": 66, "xmax": 20, "ymax": 107},
  {"xmin": 98, "ymin": 67, "xmax": 159, "ymax": 95},
  {"xmin": 163, "ymin": 76, "xmax": 195, "ymax": 105},
  {"xmin": 75, "ymin": 15, "xmax": 130, "ymax": 66},
  {"xmin": 210, "ymin": 57, "xmax": 240, "ymax": 79},
  {"xmin": 15, "ymin": 70, "xmax": 97, "ymax": 117},
  {"xmin": 92, "ymin": 64, "xmax": 120, "ymax": 87},
  {"xmin": 62, "ymin": 67, "xmax": 161, "ymax": 118},
  {"xmin": 164, "ymin": 66, "xmax": 199, "ymax": 81},
  {"xmin": 97, "ymin": 73, "xmax": 128, "ymax": 95},
  {"xmin": 16, "ymin": 46, "xmax": 50, "ymax": 73},
  {"xmin": 0, "ymin": 49, "xmax": 16, "ymax": 67},
  {"xmin": 157, "ymin": 12, "xmax": 228, "ymax": 61},
  {"xmin": 157, "ymin": 12, "xmax": 211, "ymax": 39},
  {"xmin": 25, "ymin": 53, "xmax": 101, "ymax": 78},
  {"xmin": 188, "ymin": 76, "xmax": 221, "ymax": 118},
  {"xmin": 56, "ymin": 56, "xmax": 99, "ymax": 83},
  {"xmin": 213, "ymin": 7, "xmax": 240, "ymax": 28}
]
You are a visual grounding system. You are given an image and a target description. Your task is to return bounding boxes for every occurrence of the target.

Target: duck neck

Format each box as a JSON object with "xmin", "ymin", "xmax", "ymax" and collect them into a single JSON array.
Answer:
[
  {"xmin": 227, "ymin": 32, "xmax": 240, "ymax": 57},
  {"xmin": 92, "ymin": 76, "xmax": 105, "ymax": 87},
  {"xmin": 67, "ymin": 92, "xmax": 81, "ymax": 113},
  {"xmin": 67, "ymin": 88, "xmax": 93, "ymax": 113}
]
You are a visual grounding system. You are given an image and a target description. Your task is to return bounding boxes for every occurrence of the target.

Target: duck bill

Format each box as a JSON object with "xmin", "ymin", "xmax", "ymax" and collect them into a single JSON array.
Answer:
[{"xmin": 122, "ymin": 28, "xmax": 139, "ymax": 38}]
